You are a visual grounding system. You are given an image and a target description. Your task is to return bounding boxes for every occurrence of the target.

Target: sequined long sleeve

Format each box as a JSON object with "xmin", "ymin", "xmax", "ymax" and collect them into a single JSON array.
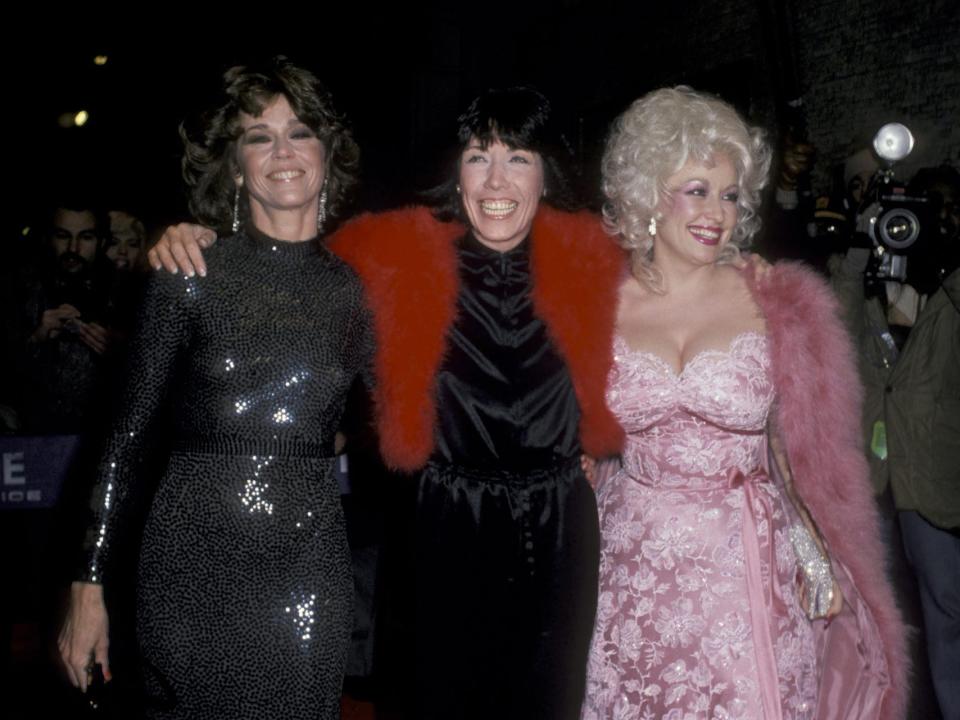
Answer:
[
  {"xmin": 80, "ymin": 229, "xmax": 373, "ymax": 587},
  {"xmin": 74, "ymin": 227, "xmax": 372, "ymax": 718},
  {"xmin": 80, "ymin": 269, "xmax": 194, "ymax": 583}
]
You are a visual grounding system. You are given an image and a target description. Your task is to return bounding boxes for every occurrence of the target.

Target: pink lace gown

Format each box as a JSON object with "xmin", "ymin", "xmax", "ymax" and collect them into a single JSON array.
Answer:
[{"xmin": 583, "ymin": 332, "xmax": 819, "ymax": 720}]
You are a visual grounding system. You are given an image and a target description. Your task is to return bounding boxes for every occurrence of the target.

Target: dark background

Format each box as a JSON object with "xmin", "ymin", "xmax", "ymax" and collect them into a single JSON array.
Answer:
[
  {"xmin": 2, "ymin": 1, "xmax": 957, "ymax": 716},
  {"xmin": 10, "ymin": 0, "xmax": 959, "ymax": 238}
]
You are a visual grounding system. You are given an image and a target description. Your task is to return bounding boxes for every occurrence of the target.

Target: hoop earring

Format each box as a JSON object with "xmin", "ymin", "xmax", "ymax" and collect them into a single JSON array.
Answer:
[
  {"xmin": 648, "ymin": 216, "xmax": 657, "ymax": 236},
  {"xmin": 317, "ymin": 181, "xmax": 328, "ymax": 232},
  {"xmin": 232, "ymin": 188, "xmax": 241, "ymax": 233}
]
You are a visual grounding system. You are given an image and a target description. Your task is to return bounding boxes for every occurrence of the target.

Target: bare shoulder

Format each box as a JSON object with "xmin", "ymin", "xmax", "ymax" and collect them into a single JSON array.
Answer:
[
  {"xmin": 715, "ymin": 264, "xmax": 766, "ymax": 326},
  {"xmin": 616, "ymin": 273, "xmax": 662, "ymax": 318},
  {"xmin": 616, "ymin": 273, "xmax": 648, "ymax": 301},
  {"xmin": 615, "ymin": 273, "xmax": 664, "ymax": 343}
]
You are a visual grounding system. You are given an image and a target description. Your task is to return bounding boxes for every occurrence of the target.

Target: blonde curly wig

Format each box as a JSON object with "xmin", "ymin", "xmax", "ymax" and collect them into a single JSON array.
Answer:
[{"xmin": 602, "ymin": 86, "xmax": 772, "ymax": 290}]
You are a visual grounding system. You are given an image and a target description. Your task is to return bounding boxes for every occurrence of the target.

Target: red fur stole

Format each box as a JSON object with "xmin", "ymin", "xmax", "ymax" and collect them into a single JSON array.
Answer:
[{"xmin": 328, "ymin": 205, "xmax": 624, "ymax": 471}]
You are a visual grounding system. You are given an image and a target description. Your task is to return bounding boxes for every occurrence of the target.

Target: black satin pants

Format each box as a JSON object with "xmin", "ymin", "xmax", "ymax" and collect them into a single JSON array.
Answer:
[{"xmin": 413, "ymin": 458, "xmax": 600, "ymax": 720}]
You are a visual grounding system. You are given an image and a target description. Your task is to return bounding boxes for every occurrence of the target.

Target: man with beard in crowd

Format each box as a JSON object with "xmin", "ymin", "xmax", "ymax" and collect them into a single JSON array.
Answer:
[
  {"xmin": 17, "ymin": 201, "xmax": 117, "ymax": 432},
  {"xmin": 3, "ymin": 199, "xmax": 148, "ymax": 719}
]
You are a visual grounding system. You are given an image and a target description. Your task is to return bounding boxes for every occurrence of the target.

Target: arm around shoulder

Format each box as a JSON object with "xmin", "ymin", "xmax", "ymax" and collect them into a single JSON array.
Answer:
[{"xmin": 148, "ymin": 222, "xmax": 218, "ymax": 276}]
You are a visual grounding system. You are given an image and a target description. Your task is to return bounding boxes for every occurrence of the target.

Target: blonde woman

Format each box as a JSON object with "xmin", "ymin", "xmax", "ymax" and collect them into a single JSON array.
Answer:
[{"xmin": 583, "ymin": 87, "xmax": 907, "ymax": 720}]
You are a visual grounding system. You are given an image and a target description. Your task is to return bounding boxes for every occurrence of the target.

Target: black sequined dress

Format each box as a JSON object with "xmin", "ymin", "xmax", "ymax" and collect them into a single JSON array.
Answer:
[{"xmin": 81, "ymin": 227, "xmax": 372, "ymax": 720}]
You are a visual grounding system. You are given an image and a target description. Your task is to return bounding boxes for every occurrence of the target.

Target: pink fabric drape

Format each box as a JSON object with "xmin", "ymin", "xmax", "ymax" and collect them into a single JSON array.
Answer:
[
  {"xmin": 812, "ymin": 560, "xmax": 890, "ymax": 719},
  {"xmin": 766, "ymin": 446, "xmax": 892, "ymax": 718},
  {"xmin": 731, "ymin": 467, "xmax": 785, "ymax": 720}
]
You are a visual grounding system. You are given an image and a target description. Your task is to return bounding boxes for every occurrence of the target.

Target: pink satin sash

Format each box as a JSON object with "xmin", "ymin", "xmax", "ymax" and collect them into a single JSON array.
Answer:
[{"xmin": 729, "ymin": 467, "xmax": 785, "ymax": 720}]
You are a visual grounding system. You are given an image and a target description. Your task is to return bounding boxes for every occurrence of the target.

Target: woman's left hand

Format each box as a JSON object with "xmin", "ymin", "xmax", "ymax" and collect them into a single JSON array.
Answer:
[{"xmin": 798, "ymin": 573, "xmax": 844, "ymax": 621}]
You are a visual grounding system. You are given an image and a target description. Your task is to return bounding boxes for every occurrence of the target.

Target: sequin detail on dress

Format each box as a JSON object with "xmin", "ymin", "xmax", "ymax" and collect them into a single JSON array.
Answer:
[
  {"xmin": 583, "ymin": 332, "xmax": 818, "ymax": 720},
  {"xmin": 81, "ymin": 229, "xmax": 373, "ymax": 720}
]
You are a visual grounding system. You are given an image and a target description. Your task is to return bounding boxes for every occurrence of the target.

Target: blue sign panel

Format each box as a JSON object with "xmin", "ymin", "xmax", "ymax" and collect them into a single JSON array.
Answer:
[{"xmin": 0, "ymin": 435, "xmax": 82, "ymax": 509}]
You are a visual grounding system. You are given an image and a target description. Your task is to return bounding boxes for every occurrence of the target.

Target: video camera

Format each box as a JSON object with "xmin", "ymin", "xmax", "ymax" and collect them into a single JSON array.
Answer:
[
  {"xmin": 856, "ymin": 175, "xmax": 940, "ymax": 290},
  {"xmin": 847, "ymin": 124, "xmax": 946, "ymax": 294}
]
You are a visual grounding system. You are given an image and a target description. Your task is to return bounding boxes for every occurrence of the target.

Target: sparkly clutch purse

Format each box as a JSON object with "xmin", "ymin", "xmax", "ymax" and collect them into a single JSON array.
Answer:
[{"xmin": 789, "ymin": 524, "xmax": 835, "ymax": 620}]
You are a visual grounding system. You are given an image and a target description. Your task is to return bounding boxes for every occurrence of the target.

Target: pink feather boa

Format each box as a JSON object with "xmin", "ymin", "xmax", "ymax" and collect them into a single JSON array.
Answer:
[{"xmin": 749, "ymin": 262, "xmax": 908, "ymax": 720}]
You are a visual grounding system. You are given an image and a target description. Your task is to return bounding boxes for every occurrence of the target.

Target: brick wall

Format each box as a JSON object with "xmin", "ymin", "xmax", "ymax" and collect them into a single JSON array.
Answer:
[
  {"xmin": 539, "ymin": 0, "xmax": 959, "ymax": 188},
  {"xmin": 788, "ymin": 0, "xmax": 959, "ymax": 185},
  {"xmin": 502, "ymin": 0, "xmax": 957, "ymax": 189}
]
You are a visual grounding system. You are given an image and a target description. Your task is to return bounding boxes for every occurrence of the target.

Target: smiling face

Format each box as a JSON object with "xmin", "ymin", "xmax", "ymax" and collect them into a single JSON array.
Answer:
[
  {"xmin": 458, "ymin": 138, "xmax": 544, "ymax": 252},
  {"xmin": 106, "ymin": 210, "xmax": 145, "ymax": 271},
  {"xmin": 654, "ymin": 153, "xmax": 739, "ymax": 267},
  {"xmin": 236, "ymin": 94, "xmax": 326, "ymax": 230}
]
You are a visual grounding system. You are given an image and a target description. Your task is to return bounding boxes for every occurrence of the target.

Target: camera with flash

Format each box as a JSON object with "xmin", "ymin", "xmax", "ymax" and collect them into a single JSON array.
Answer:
[{"xmin": 855, "ymin": 124, "xmax": 941, "ymax": 291}]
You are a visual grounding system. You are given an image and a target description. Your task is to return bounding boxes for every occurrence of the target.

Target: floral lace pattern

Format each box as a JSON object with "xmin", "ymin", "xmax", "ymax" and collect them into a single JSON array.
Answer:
[{"xmin": 583, "ymin": 333, "xmax": 817, "ymax": 720}]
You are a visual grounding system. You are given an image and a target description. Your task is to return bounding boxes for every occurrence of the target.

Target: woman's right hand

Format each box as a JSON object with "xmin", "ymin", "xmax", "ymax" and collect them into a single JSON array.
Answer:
[
  {"xmin": 148, "ymin": 223, "xmax": 217, "ymax": 277},
  {"xmin": 59, "ymin": 581, "xmax": 111, "ymax": 692},
  {"xmin": 580, "ymin": 454, "xmax": 598, "ymax": 488}
]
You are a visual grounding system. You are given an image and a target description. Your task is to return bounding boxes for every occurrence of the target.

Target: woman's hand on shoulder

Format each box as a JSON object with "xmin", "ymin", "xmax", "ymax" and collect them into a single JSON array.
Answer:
[
  {"xmin": 58, "ymin": 581, "xmax": 111, "ymax": 692},
  {"xmin": 148, "ymin": 223, "xmax": 217, "ymax": 277},
  {"xmin": 732, "ymin": 252, "xmax": 774, "ymax": 281}
]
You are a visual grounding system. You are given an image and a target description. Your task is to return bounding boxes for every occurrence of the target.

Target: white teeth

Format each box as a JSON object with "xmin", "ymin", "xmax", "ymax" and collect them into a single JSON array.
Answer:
[
  {"xmin": 269, "ymin": 170, "xmax": 303, "ymax": 181},
  {"xmin": 480, "ymin": 200, "xmax": 518, "ymax": 217},
  {"xmin": 689, "ymin": 227, "xmax": 720, "ymax": 239}
]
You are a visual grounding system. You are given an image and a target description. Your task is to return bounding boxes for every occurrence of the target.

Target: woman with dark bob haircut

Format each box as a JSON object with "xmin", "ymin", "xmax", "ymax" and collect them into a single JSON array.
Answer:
[
  {"xmin": 181, "ymin": 57, "xmax": 359, "ymax": 234},
  {"xmin": 151, "ymin": 86, "xmax": 625, "ymax": 719},
  {"xmin": 59, "ymin": 57, "xmax": 371, "ymax": 720}
]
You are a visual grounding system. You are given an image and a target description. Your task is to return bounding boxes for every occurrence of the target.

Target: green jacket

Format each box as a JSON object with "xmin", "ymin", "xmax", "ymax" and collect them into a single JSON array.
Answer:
[{"xmin": 831, "ymin": 253, "xmax": 960, "ymax": 531}]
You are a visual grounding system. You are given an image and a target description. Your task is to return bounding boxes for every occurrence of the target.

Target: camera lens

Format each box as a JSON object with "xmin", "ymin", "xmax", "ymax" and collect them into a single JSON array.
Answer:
[{"xmin": 878, "ymin": 208, "xmax": 920, "ymax": 249}]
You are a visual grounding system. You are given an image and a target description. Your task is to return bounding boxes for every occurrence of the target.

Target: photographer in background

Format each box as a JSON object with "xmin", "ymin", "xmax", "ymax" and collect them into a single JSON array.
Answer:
[
  {"xmin": 16, "ymin": 200, "xmax": 117, "ymax": 433},
  {"xmin": 830, "ymin": 159, "xmax": 960, "ymax": 720},
  {"xmin": 2, "ymin": 199, "xmax": 127, "ymax": 718}
]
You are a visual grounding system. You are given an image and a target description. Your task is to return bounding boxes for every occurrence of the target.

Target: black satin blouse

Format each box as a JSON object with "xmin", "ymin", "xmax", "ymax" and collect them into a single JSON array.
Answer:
[{"xmin": 431, "ymin": 232, "xmax": 582, "ymax": 472}]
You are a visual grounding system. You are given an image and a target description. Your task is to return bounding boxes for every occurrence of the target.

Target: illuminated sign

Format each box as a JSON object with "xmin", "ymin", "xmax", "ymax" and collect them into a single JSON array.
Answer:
[{"xmin": 0, "ymin": 436, "xmax": 81, "ymax": 509}]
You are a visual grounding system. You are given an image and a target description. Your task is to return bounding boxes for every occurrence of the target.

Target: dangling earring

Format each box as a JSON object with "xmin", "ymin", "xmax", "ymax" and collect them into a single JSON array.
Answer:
[
  {"xmin": 317, "ymin": 181, "xmax": 328, "ymax": 232},
  {"xmin": 542, "ymin": 186, "xmax": 548, "ymax": 199},
  {"xmin": 455, "ymin": 184, "xmax": 462, "ymax": 195},
  {"xmin": 232, "ymin": 188, "xmax": 241, "ymax": 233},
  {"xmin": 648, "ymin": 216, "xmax": 657, "ymax": 236}
]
